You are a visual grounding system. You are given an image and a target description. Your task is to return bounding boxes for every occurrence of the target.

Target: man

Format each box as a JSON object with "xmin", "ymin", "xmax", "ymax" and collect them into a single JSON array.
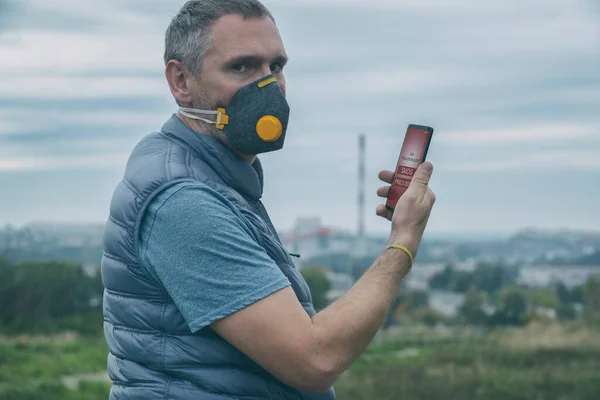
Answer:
[{"xmin": 101, "ymin": 1, "xmax": 436, "ymax": 399}]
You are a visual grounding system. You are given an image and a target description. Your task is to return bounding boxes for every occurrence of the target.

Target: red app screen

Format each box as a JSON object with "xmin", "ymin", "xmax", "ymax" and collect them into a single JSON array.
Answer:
[{"xmin": 385, "ymin": 125, "xmax": 433, "ymax": 211}]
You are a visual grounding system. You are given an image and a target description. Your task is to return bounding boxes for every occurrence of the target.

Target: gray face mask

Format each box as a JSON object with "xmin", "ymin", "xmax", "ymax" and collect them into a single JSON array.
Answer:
[{"xmin": 179, "ymin": 74, "xmax": 290, "ymax": 155}]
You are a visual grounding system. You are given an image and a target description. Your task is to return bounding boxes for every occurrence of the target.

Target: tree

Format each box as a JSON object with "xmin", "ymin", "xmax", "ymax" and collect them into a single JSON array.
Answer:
[
  {"xmin": 576, "ymin": 250, "xmax": 600, "ymax": 266},
  {"xmin": 471, "ymin": 263, "xmax": 518, "ymax": 294},
  {"xmin": 556, "ymin": 303, "xmax": 577, "ymax": 321},
  {"xmin": 412, "ymin": 307, "xmax": 449, "ymax": 328},
  {"xmin": 453, "ymin": 271, "xmax": 475, "ymax": 293},
  {"xmin": 300, "ymin": 265, "xmax": 332, "ymax": 312},
  {"xmin": 492, "ymin": 286, "xmax": 528, "ymax": 326},
  {"xmin": 428, "ymin": 263, "xmax": 519, "ymax": 295},
  {"xmin": 582, "ymin": 276, "xmax": 600, "ymax": 317},
  {"xmin": 458, "ymin": 287, "xmax": 488, "ymax": 326},
  {"xmin": 528, "ymin": 288, "xmax": 559, "ymax": 309},
  {"xmin": 408, "ymin": 290, "xmax": 430, "ymax": 310},
  {"xmin": 555, "ymin": 281, "xmax": 583, "ymax": 304},
  {"xmin": 428, "ymin": 264, "xmax": 456, "ymax": 290},
  {"xmin": 0, "ymin": 258, "xmax": 104, "ymax": 334},
  {"xmin": 384, "ymin": 289, "xmax": 430, "ymax": 328}
]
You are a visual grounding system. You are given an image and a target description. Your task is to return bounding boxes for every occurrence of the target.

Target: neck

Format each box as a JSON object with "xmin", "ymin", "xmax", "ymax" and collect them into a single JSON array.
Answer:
[
  {"xmin": 235, "ymin": 152, "xmax": 257, "ymax": 165},
  {"xmin": 176, "ymin": 112, "xmax": 257, "ymax": 165}
]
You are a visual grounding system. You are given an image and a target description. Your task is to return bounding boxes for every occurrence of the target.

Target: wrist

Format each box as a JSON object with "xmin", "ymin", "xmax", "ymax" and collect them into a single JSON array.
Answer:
[
  {"xmin": 383, "ymin": 244, "xmax": 414, "ymax": 273},
  {"xmin": 387, "ymin": 234, "xmax": 418, "ymax": 257}
]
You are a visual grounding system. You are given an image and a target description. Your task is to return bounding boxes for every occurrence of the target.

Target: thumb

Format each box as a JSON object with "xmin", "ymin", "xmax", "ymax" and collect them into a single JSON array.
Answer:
[{"xmin": 408, "ymin": 162, "xmax": 433, "ymax": 192}]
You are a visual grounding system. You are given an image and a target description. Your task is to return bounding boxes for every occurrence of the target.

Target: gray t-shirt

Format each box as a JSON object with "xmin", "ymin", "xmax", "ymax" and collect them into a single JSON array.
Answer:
[{"xmin": 139, "ymin": 181, "xmax": 291, "ymax": 333}]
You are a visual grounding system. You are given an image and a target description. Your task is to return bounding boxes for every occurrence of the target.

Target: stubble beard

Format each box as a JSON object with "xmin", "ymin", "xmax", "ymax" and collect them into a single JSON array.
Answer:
[{"xmin": 189, "ymin": 93, "xmax": 231, "ymax": 147}]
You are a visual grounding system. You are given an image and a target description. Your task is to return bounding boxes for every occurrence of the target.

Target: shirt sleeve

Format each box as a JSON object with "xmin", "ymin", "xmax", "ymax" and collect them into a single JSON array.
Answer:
[{"xmin": 138, "ymin": 181, "xmax": 291, "ymax": 333}]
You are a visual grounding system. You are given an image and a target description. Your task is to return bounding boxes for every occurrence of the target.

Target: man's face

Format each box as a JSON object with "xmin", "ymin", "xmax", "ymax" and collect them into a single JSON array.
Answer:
[{"xmin": 189, "ymin": 14, "xmax": 288, "ymax": 134}]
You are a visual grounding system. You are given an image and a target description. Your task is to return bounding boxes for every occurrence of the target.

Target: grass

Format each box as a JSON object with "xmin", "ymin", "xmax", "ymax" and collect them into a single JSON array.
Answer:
[
  {"xmin": 1, "ymin": 320, "xmax": 599, "ymax": 399},
  {"xmin": 492, "ymin": 320, "xmax": 600, "ymax": 351},
  {"xmin": 335, "ymin": 319, "xmax": 600, "ymax": 400},
  {"xmin": 0, "ymin": 333, "xmax": 110, "ymax": 399},
  {"xmin": 0, "ymin": 381, "xmax": 111, "ymax": 400},
  {"xmin": 0, "ymin": 334, "xmax": 108, "ymax": 384}
]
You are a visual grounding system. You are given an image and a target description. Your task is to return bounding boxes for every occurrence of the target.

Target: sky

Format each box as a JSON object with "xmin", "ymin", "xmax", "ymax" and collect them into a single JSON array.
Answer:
[{"xmin": 0, "ymin": 0, "xmax": 599, "ymax": 236}]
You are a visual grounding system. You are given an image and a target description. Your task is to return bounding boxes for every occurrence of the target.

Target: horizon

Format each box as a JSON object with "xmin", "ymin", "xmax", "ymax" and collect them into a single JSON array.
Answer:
[{"xmin": 2, "ymin": 219, "xmax": 599, "ymax": 241}]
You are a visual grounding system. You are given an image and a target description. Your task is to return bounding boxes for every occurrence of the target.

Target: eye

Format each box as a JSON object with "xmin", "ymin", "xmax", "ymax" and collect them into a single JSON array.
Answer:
[
  {"xmin": 270, "ymin": 63, "xmax": 283, "ymax": 73},
  {"xmin": 231, "ymin": 63, "xmax": 248, "ymax": 73}
]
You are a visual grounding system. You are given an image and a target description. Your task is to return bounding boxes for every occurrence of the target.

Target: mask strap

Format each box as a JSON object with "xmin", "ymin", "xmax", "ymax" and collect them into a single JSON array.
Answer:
[{"xmin": 179, "ymin": 107, "xmax": 218, "ymax": 125}]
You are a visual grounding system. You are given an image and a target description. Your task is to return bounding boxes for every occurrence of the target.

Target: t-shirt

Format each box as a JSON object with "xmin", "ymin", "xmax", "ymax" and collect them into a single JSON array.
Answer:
[{"xmin": 138, "ymin": 181, "xmax": 291, "ymax": 333}]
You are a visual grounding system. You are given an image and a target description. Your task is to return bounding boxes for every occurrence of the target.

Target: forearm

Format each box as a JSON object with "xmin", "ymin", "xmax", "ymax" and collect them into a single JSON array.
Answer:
[{"xmin": 309, "ymin": 247, "xmax": 411, "ymax": 381}]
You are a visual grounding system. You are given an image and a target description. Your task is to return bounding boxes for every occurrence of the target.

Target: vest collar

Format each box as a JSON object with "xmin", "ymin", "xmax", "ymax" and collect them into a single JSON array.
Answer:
[{"xmin": 160, "ymin": 114, "xmax": 264, "ymax": 201}]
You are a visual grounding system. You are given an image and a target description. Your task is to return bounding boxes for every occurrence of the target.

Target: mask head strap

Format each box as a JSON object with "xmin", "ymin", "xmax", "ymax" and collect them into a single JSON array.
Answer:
[{"xmin": 179, "ymin": 107, "xmax": 229, "ymax": 129}]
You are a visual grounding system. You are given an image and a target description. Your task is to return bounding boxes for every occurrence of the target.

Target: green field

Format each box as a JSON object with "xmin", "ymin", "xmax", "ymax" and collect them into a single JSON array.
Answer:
[
  {"xmin": 1, "ymin": 319, "xmax": 600, "ymax": 399},
  {"xmin": 0, "ymin": 334, "xmax": 110, "ymax": 400},
  {"xmin": 336, "ymin": 319, "xmax": 600, "ymax": 399}
]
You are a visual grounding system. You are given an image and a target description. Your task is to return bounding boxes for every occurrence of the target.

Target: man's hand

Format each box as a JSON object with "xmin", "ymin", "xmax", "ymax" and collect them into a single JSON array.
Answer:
[{"xmin": 376, "ymin": 162, "xmax": 436, "ymax": 256}]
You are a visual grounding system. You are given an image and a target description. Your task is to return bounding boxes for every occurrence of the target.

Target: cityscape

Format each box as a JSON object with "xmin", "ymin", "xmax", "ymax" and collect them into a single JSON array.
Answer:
[{"xmin": 1, "ymin": 217, "xmax": 598, "ymax": 320}]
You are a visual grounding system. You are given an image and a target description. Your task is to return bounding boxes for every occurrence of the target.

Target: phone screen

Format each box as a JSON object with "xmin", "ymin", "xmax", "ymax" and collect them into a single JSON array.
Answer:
[{"xmin": 385, "ymin": 124, "xmax": 434, "ymax": 211}]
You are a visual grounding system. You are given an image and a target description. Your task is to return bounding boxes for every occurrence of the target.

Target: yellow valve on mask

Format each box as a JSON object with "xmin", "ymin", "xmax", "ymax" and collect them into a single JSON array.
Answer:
[{"xmin": 256, "ymin": 115, "xmax": 282, "ymax": 142}]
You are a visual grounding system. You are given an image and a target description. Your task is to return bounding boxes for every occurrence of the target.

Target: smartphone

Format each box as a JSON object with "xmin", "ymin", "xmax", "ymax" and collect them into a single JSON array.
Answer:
[{"xmin": 385, "ymin": 124, "xmax": 434, "ymax": 211}]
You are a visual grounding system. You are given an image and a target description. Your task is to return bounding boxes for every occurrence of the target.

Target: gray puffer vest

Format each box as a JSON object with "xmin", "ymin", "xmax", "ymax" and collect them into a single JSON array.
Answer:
[{"xmin": 101, "ymin": 114, "xmax": 336, "ymax": 399}]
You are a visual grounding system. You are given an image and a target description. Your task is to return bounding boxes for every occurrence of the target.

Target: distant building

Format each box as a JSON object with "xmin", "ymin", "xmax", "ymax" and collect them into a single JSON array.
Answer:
[
  {"xmin": 281, "ymin": 217, "xmax": 388, "ymax": 268},
  {"xmin": 325, "ymin": 271, "xmax": 354, "ymax": 303},
  {"xmin": 528, "ymin": 306, "xmax": 557, "ymax": 320}
]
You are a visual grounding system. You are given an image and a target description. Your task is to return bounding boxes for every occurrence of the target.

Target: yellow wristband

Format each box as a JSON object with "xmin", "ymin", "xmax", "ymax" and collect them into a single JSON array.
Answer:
[{"xmin": 386, "ymin": 244, "xmax": 414, "ymax": 270}]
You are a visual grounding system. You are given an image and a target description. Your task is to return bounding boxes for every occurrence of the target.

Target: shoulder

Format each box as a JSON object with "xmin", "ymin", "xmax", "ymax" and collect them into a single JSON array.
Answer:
[
  {"xmin": 150, "ymin": 181, "xmax": 240, "ymax": 219},
  {"xmin": 141, "ymin": 181, "xmax": 257, "ymax": 246}
]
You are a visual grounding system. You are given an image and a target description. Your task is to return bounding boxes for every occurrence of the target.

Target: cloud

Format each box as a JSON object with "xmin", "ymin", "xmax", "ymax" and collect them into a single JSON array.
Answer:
[
  {"xmin": 446, "ymin": 150, "xmax": 600, "ymax": 172},
  {"xmin": 287, "ymin": 66, "xmax": 515, "ymax": 101},
  {"xmin": 0, "ymin": 107, "xmax": 173, "ymax": 170},
  {"xmin": 0, "ymin": 153, "xmax": 129, "ymax": 172},
  {"xmin": 0, "ymin": 120, "xmax": 31, "ymax": 135},
  {"xmin": 3, "ymin": 0, "xmax": 597, "ymax": 107},
  {"xmin": 439, "ymin": 123, "xmax": 600, "ymax": 145},
  {"xmin": 0, "ymin": 31, "xmax": 164, "ymax": 74},
  {"xmin": 276, "ymin": 0, "xmax": 598, "ymax": 20},
  {"xmin": 0, "ymin": 158, "xmax": 37, "ymax": 172},
  {"xmin": 273, "ymin": 0, "xmax": 600, "ymax": 57},
  {"xmin": 0, "ymin": 108, "xmax": 171, "ymax": 132},
  {"xmin": 10, "ymin": 0, "xmax": 159, "ymax": 32},
  {"xmin": 0, "ymin": 75, "xmax": 168, "ymax": 99}
]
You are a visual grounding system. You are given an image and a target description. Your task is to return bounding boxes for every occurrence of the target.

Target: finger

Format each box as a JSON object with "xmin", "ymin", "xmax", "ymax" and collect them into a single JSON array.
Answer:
[
  {"xmin": 378, "ymin": 170, "xmax": 395, "ymax": 184},
  {"xmin": 376, "ymin": 204, "xmax": 392, "ymax": 220},
  {"xmin": 407, "ymin": 162, "xmax": 433, "ymax": 195},
  {"xmin": 377, "ymin": 185, "xmax": 391, "ymax": 198},
  {"xmin": 426, "ymin": 187, "xmax": 437, "ymax": 206},
  {"xmin": 376, "ymin": 204, "xmax": 388, "ymax": 218}
]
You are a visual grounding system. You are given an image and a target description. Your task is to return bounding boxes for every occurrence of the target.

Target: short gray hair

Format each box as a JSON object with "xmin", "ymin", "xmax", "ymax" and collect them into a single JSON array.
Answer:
[{"xmin": 164, "ymin": 0, "xmax": 275, "ymax": 76}]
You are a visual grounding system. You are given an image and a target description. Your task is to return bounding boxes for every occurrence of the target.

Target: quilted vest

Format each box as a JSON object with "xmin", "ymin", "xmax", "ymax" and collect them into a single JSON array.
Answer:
[{"xmin": 101, "ymin": 114, "xmax": 336, "ymax": 400}]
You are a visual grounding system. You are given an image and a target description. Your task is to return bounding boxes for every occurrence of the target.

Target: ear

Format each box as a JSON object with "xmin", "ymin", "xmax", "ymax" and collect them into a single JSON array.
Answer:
[{"xmin": 165, "ymin": 60, "xmax": 194, "ymax": 106}]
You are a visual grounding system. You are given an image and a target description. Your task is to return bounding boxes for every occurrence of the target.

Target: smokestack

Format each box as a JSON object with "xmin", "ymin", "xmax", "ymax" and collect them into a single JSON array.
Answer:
[{"xmin": 350, "ymin": 133, "xmax": 366, "ymax": 291}]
